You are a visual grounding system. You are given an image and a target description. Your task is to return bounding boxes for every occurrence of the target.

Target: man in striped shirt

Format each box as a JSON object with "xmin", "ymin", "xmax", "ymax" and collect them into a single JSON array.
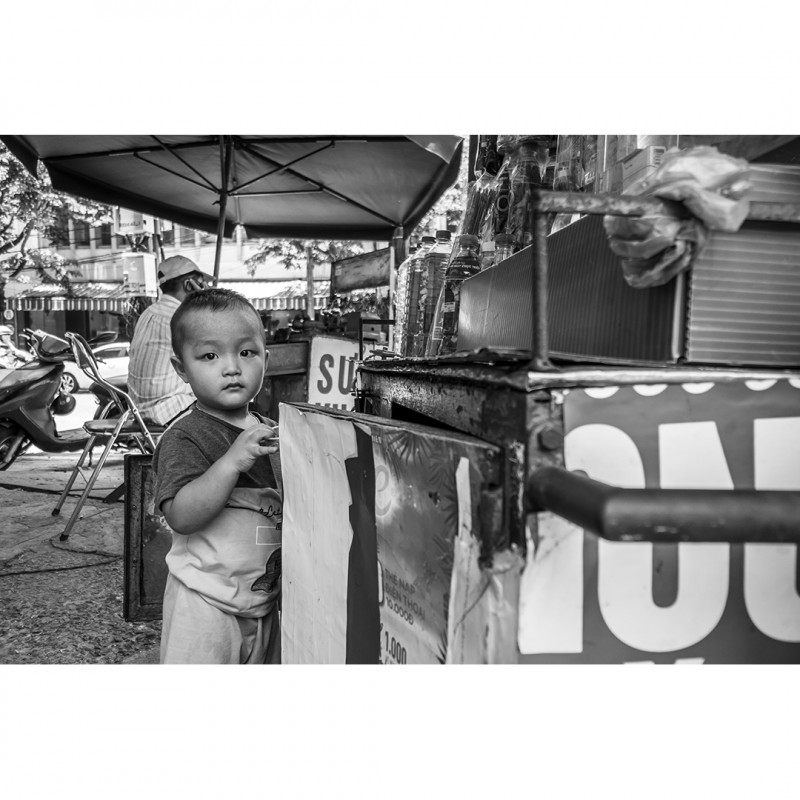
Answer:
[{"xmin": 129, "ymin": 255, "xmax": 213, "ymax": 425}]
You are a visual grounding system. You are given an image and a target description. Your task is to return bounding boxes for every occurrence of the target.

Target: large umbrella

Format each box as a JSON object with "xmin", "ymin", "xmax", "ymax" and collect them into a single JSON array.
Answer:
[{"xmin": 1, "ymin": 135, "xmax": 463, "ymax": 279}]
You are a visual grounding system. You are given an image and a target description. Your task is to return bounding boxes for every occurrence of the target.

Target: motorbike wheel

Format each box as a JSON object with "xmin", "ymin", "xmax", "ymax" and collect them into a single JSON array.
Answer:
[
  {"xmin": 60, "ymin": 372, "xmax": 78, "ymax": 394},
  {"xmin": 0, "ymin": 430, "xmax": 23, "ymax": 470}
]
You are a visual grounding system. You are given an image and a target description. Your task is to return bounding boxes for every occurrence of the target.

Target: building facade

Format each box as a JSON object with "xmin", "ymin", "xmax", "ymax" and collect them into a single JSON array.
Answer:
[{"xmin": 7, "ymin": 210, "xmax": 337, "ymax": 342}]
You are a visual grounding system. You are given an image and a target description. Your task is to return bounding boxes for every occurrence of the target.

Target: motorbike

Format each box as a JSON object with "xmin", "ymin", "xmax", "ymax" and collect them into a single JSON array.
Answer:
[{"xmin": 0, "ymin": 328, "xmax": 117, "ymax": 470}]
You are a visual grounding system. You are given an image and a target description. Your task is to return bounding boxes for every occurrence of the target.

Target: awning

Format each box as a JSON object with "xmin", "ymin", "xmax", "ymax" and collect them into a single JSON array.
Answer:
[
  {"xmin": 218, "ymin": 280, "xmax": 332, "ymax": 312},
  {"xmin": 8, "ymin": 283, "xmax": 134, "ymax": 313},
  {"xmin": 9, "ymin": 280, "xmax": 336, "ymax": 314}
]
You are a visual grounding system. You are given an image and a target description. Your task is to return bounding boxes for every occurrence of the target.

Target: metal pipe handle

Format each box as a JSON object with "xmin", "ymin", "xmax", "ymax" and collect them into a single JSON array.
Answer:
[{"xmin": 526, "ymin": 466, "xmax": 800, "ymax": 544}]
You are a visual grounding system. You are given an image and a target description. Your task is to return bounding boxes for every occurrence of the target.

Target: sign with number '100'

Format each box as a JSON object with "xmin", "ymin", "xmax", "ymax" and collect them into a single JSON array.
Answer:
[{"xmin": 519, "ymin": 379, "xmax": 800, "ymax": 664}]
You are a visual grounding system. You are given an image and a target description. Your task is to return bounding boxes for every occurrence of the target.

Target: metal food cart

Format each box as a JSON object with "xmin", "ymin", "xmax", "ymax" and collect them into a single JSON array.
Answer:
[{"xmin": 279, "ymin": 186, "xmax": 800, "ymax": 664}]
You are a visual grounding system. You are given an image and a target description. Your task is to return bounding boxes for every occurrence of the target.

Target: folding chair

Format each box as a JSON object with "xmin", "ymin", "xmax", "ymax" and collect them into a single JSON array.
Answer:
[{"xmin": 52, "ymin": 333, "xmax": 165, "ymax": 542}]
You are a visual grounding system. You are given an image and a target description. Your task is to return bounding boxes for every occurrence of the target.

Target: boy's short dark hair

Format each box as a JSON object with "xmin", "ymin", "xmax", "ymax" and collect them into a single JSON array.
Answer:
[{"xmin": 171, "ymin": 288, "xmax": 265, "ymax": 358}]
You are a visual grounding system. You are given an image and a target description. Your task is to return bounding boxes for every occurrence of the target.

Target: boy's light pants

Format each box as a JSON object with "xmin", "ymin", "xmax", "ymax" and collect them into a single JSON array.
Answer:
[{"xmin": 160, "ymin": 573, "xmax": 280, "ymax": 664}]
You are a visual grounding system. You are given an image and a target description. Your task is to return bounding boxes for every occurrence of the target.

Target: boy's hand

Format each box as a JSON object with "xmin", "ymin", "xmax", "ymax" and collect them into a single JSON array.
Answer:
[{"xmin": 224, "ymin": 424, "xmax": 279, "ymax": 473}]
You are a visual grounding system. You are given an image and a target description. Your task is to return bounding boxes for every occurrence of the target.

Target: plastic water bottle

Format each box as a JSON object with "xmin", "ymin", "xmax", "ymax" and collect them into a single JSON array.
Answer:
[
  {"xmin": 417, "ymin": 229, "xmax": 451, "ymax": 355},
  {"xmin": 426, "ymin": 234, "xmax": 481, "ymax": 356},
  {"xmin": 403, "ymin": 235, "xmax": 435, "ymax": 356}
]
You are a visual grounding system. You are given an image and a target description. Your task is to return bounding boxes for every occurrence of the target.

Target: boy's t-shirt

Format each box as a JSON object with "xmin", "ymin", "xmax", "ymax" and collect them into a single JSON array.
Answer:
[{"xmin": 152, "ymin": 407, "xmax": 282, "ymax": 618}]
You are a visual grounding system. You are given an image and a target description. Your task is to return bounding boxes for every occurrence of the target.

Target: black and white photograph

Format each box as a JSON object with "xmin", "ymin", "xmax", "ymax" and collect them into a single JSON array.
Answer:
[{"xmin": 1, "ymin": 2, "xmax": 797, "ymax": 797}]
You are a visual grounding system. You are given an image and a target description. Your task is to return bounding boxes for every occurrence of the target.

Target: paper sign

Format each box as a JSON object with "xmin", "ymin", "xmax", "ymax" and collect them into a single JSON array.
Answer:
[
  {"xmin": 279, "ymin": 403, "xmax": 507, "ymax": 664},
  {"xmin": 306, "ymin": 335, "xmax": 359, "ymax": 411},
  {"xmin": 520, "ymin": 379, "xmax": 800, "ymax": 664}
]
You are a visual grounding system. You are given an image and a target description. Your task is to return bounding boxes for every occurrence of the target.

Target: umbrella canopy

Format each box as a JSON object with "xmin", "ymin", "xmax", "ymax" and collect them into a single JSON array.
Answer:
[{"xmin": 1, "ymin": 135, "xmax": 462, "ymax": 245}]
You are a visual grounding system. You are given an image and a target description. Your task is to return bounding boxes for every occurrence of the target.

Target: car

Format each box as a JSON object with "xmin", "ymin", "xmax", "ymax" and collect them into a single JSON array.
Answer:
[{"xmin": 60, "ymin": 341, "xmax": 130, "ymax": 393}]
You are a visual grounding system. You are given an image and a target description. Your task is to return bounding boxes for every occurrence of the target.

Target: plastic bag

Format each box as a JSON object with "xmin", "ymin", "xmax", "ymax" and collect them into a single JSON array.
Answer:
[
  {"xmin": 604, "ymin": 146, "xmax": 752, "ymax": 288},
  {"xmin": 459, "ymin": 172, "xmax": 497, "ymax": 238},
  {"xmin": 633, "ymin": 145, "xmax": 751, "ymax": 231}
]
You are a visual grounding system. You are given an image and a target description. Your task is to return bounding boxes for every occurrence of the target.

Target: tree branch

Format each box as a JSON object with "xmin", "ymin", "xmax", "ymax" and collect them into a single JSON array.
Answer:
[{"xmin": 0, "ymin": 220, "xmax": 34, "ymax": 254}]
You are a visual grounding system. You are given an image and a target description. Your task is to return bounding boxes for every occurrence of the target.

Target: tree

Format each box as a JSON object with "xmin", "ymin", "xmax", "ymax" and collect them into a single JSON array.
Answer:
[
  {"xmin": 245, "ymin": 238, "xmax": 368, "ymax": 320},
  {"xmin": 244, "ymin": 238, "xmax": 366, "ymax": 275},
  {"xmin": 0, "ymin": 142, "xmax": 112, "ymax": 317}
]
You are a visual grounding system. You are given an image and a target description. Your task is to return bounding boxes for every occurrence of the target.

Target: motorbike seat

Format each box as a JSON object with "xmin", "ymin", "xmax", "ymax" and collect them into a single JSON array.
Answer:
[{"xmin": 0, "ymin": 365, "xmax": 56, "ymax": 391}]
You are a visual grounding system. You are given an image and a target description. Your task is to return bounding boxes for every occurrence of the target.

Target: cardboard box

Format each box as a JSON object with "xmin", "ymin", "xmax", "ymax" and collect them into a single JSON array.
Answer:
[
  {"xmin": 621, "ymin": 145, "xmax": 666, "ymax": 190},
  {"xmin": 636, "ymin": 135, "xmax": 676, "ymax": 149}
]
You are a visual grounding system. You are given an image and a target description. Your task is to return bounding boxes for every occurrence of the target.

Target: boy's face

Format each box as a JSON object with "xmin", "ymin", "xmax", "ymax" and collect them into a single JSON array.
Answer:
[{"xmin": 171, "ymin": 308, "xmax": 267, "ymax": 422}]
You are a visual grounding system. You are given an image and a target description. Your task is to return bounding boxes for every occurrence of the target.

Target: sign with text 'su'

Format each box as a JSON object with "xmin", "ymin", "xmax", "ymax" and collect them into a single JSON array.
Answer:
[
  {"xmin": 519, "ymin": 379, "xmax": 800, "ymax": 664},
  {"xmin": 306, "ymin": 335, "xmax": 359, "ymax": 412}
]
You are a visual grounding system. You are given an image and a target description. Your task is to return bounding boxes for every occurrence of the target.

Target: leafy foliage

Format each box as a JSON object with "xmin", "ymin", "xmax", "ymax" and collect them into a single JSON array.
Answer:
[
  {"xmin": 0, "ymin": 142, "xmax": 112, "ymax": 308},
  {"xmin": 244, "ymin": 238, "xmax": 366, "ymax": 275}
]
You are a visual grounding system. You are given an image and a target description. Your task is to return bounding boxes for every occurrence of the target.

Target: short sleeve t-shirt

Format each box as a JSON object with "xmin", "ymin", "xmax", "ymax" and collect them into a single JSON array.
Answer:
[{"xmin": 152, "ymin": 407, "xmax": 282, "ymax": 618}]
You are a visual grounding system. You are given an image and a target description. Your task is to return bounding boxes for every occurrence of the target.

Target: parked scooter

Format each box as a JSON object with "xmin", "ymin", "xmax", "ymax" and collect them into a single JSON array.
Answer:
[
  {"xmin": 0, "ymin": 328, "xmax": 115, "ymax": 470},
  {"xmin": 26, "ymin": 329, "xmax": 129, "ymax": 420}
]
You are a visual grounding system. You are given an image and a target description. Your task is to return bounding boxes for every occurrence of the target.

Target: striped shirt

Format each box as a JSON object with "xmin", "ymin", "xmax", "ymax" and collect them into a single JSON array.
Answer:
[{"xmin": 128, "ymin": 294, "xmax": 195, "ymax": 425}]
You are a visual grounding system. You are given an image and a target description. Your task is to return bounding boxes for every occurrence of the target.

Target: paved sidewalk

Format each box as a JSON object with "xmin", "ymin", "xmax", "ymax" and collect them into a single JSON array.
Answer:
[
  {"xmin": 0, "ymin": 449, "xmax": 127, "ymax": 564},
  {"xmin": 1, "ymin": 448, "xmax": 162, "ymax": 663}
]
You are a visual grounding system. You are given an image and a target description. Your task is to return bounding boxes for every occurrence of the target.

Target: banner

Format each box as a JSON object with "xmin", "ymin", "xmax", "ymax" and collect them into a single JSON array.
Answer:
[{"xmin": 519, "ymin": 379, "xmax": 800, "ymax": 663}]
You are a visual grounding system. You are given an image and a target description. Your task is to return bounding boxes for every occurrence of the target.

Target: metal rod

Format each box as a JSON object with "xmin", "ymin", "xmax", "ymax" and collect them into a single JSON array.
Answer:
[
  {"xmin": 232, "ymin": 141, "xmax": 335, "ymax": 192},
  {"xmin": 530, "ymin": 207, "xmax": 552, "ymax": 371},
  {"xmin": 306, "ymin": 244, "xmax": 314, "ymax": 321},
  {"xmin": 228, "ymin": 189, "xmax": 323, "ymax": 198},
  {"xmin": 151, "ymin": 136, "xmax": 219, "ymax": 192},
  {"xmin": 230, "ymin": 144, "xmax": 243, "ymax": 228},
  {"xmin": 526, "ymin": 466, "xmax": 800, "ymax": 544},
  {"xmin": 132, "ymin": 152, "xmax": 217, "ymax": 193},
  {"xmin": 43, "ymin": 140, "xmax": 219, "ymax": 162},
  {"xmin": 42, "ymin": 136, "xmax": 410, "ymax": 165},
  {"xmin": 236, "ymin": 140, "xmax": 400, "ymax": 227},
  {"xmin": 213, "ymin": 136, "xmax": 233, "ymax": 281},
  {"xmin": 532, "ymin": 190, "xmax": 800, "ymax": 224}
]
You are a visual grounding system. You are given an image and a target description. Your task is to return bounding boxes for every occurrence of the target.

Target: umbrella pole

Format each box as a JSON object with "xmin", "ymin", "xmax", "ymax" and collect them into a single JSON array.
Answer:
[
  {"xmin": 306, "ymin": 244, "xmax": 314, "ymax": 320},
  {"xmin": 213, "ymin": 136, "xmax": 233, "ymax": 282}
]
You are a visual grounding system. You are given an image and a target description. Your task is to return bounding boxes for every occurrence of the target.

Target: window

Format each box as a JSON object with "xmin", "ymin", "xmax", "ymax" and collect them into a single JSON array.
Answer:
[
  {"xmin": 95, "ymin": 223, "xmax": 112, "ymax": 247},
  {"xmin": 73, "ymin": 220, "xmax": 91, "ymax": 247},
  {"xmin": 179, "ymin": 226, "xmax": 196, "ymax": 246}
]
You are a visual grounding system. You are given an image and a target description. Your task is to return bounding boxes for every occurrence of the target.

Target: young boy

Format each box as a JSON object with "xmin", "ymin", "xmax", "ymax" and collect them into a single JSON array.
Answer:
[{"xmin": 152, "ymin": 288, "xmax": 282, "ymax": 664}]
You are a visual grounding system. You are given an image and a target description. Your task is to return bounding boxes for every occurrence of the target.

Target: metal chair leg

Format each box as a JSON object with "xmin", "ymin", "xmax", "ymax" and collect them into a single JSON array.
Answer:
[
  {"xmin": 52, "ymin": 434, "xmax": 98, "ymax": 516},
  {"xmin": 59, "ymin": 413, "xmax": 130, "ymax": 542}
]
